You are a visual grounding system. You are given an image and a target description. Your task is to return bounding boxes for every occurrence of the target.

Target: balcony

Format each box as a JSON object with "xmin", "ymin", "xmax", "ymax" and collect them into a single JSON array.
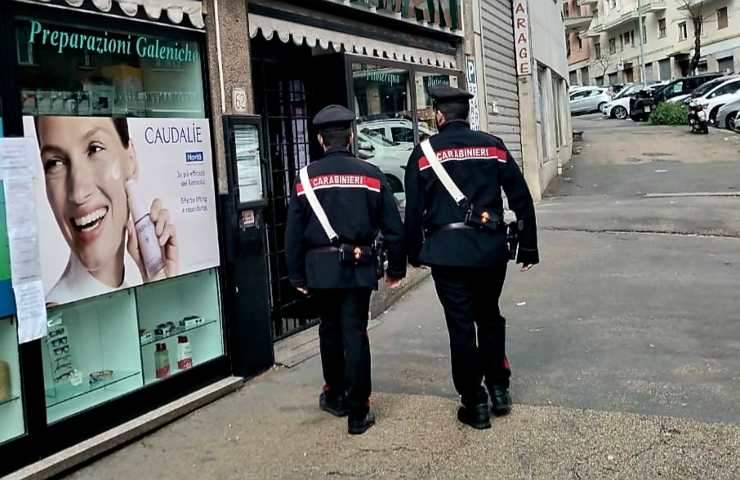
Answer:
[
  {"xmin": 677, "ymin": 0, "xmax": 720, "ymax": 9},
  {"xmin": 640, "ymin": 0, "xmax": 667, "ymax": 12},
  {"xmin": 565, "ymin": 15, "xmax": 593, "ymax": 33},
  {"xmin": 578, "ymin": 0, "xmax": 599, "ymax": 7}
]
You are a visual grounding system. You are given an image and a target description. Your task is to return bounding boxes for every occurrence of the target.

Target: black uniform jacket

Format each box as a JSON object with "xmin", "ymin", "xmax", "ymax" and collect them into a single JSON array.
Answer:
[
  {"xmin": 404, "ymin": 120, "xmax": 539, "ymax": 268},
  {"xmin": 286, "ymin": 147, "xmax": 406, "ymax": 290}
]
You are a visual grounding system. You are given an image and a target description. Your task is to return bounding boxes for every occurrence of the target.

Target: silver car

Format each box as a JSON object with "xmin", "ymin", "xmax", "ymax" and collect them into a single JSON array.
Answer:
[
  {"xmin": 570, "ymin": 87, "xmax": 611, "ymax": 114},
  {"xmin": 716, "ymin": 97, "xmax": 740, "ymax": 130}
]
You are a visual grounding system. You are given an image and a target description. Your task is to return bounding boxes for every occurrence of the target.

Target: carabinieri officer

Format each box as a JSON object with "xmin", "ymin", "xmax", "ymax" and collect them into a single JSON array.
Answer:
[
  {"xmin": 404, "ymin": 86, "xmax": 540, "ymax": 430},
  {"xmin": 286, "ymin": 104, "xmax": 406, "ymax": 435}
]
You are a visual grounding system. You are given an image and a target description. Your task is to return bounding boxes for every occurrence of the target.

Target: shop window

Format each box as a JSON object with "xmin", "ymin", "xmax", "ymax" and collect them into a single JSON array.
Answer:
[
  {"xmin": 1, "ymin": 318, "xmax": 25, "ymax": 444},
  {"xmin": 415, "ymin": 71, "xmax": 459, "ymax": 138},
  {"xmin": 14, "ymin": 17, "xmax": 205, "ymax": 117},
  {"xmin": 13, "ymin": 16, "xmax": 225, "ymax": 423},
  {"xmin": 352, "ymin": 63, "xmax": 412, "ymax": 194}
]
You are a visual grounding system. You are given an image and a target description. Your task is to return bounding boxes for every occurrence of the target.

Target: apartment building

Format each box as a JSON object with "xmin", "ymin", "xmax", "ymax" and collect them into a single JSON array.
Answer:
[
  {"xmin": 565, "ymin": 0, "xmax": 595, "ymax": 85},
  {"xmin": 567, "ymin": 0, "xmax": 740, "ymax": 86}
]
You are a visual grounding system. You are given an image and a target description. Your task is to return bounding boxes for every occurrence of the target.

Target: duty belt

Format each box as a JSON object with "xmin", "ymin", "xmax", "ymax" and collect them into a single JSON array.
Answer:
[
  {"xmin": 426, "ymin": 217, "xmax": 505, "ymax": 236},
  {"xmin": 309, "ymin": 243, "xmax": 376, "ymax": 266}
]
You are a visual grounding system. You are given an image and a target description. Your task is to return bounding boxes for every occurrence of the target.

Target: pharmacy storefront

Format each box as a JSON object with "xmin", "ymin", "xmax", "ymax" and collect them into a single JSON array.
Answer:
[{"xmin": 0, "ymin": 1, "xmax": 238, "ymax": 474}]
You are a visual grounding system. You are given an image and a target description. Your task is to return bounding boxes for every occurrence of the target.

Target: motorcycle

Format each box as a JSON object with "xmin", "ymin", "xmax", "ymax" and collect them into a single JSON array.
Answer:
[{"xmin": 688, "ymin": 100, "xmax": 709, "ymax": 134}]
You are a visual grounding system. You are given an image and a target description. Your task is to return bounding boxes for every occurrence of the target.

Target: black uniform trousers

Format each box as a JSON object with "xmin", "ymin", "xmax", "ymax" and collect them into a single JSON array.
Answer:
[
  {"xmin": 431, "ymin": 263, "xmax": 511, "ymax": 406},
  {"xmin": 316, "ymin": 288, "xmax": 373, "ymax": 419}
]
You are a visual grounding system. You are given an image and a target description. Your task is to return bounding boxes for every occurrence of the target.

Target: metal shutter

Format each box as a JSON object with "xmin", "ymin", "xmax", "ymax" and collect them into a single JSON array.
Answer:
[{"xmin": 480, "ymin": 0, "xmax": 522, "ymax": 164}]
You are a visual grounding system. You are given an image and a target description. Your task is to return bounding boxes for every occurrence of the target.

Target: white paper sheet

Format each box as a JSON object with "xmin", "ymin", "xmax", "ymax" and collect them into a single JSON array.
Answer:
[{"xmin": 15, "ymin": 280, "xmax": 48, "ymax": 343}]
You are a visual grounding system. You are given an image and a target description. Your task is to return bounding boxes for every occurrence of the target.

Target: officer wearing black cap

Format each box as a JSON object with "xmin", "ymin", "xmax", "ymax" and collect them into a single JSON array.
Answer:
[
  {"xmin": 286, "ymin": 104, "xmax": 406, "ymax": 434},
  {"xmin": 404, "ymin": 85, "xmax": 539, "ymax": 430}
]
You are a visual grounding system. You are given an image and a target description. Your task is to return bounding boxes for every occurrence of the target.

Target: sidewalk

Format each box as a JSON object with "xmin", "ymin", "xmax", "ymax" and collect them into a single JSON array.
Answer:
[
  {"xmin": 65, "ymin": 362, "xmax": 740, "ymax": 480},
  {"xmin": 63, "ymin": 271, "xmax": 740, "ymax": 480}
]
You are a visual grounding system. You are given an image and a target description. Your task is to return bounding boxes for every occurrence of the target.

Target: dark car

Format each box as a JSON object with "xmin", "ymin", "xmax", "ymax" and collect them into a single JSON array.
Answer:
[
  {"xmin": 652, "ymin": 73, "xmax": 725, "ymax": 104},
  {"xmin": 632, "ymin": 73, "xmax": 725, "ymax": 118}
]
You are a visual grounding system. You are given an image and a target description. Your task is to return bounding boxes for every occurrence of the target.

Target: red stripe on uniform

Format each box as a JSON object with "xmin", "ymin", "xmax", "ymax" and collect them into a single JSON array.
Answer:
[
  {"xmin": 296, "ymin": 174, "xmax": 382, "ymax": 194},
  {"xmin": 418, "ymin": 146, "xmax": 508, "ymax": 170}
]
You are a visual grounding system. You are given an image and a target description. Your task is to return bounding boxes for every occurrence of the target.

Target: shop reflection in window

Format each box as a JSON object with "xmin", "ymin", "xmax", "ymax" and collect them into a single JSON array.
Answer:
[
  {"xmin": 416, "ymin": 72, "xmax": 458, "ymax": 138},
  {"xmin": 353, "ymin": 64, "xmax": 412, "ymax": 196}
]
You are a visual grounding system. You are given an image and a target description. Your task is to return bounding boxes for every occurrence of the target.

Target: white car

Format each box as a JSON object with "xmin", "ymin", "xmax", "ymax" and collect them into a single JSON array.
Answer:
[
  {"xmin": 358, "ymin": 118, "xmax": 435, "ymax": 147},
  {"xmin": 357, "ymin": 130, "xmax": 412, "ymax": 193},
  {"xmin": 602, "ymin": 84, "xmax": 646, "ymax": 119},
  {"xmin": 687, "ymin": 76, "xmax": 740, "ymax": 124},
  {"xmin": 570, "ymin": 87, "xmax": 611, "ymax": 114}
]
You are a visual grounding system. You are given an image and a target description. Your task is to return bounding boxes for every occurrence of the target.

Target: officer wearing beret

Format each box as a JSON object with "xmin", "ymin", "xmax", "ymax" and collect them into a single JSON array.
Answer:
[
  {"xmin": 286, "ymin": 104, "xmax": 406, "ymax": 434},
  {"xmin": 404, "ymin": 86, "xmax": 539, "ymax": 429}
]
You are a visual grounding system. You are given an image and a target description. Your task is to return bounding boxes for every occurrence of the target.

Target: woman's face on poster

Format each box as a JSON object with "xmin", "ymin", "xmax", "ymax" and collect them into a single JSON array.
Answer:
[{"xmin": 37, "ymin": 117, "xmax": 136, "ymax": 274}]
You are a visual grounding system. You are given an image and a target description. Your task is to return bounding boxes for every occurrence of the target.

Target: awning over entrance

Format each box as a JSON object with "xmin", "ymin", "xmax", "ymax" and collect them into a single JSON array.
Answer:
[
  {"xmin": 20, "ymin": 0, "xmax": 205, "ymax": 29},
  {"xmin": 248, "ymin": 13, "xmax": 458, "ymax": 70}
]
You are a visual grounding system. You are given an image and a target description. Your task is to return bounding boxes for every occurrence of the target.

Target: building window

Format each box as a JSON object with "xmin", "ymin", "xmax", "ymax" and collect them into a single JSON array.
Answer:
[
  {"xmin": 609, "ymin": 38, "xmax": 616, "ymax": 55},
  {"xmin": 658, "ymin": 18, "xmax": 667, "ymax": 38},
  {"xmin": 642, "ymin": 18, "xmax": 647, "ymax": 43},
  {"xmin": 679, "ymin": 22, "xmax": 688, "ymax": 41},
  {"xmin": 595, "ymin": 42, "xmax": 601, "ymax": 58},
  {"xmin": 718, "ymin": 56, "xmax": 735, "ymax": 73},
  {"xmin": 595, "ymin": 75, "xmax": 604, "ymax": 86},
  {"xmin": 718, "ymin": 7, "xmax": 729, "ymax": 30},
  {"xmin": 564, "ymin": 3, "xmax": 570, "ymax": 17},
  {"xmin": 577, "ymin": 37, "xmax": 583, "ymax": 50},
  {"xmin": 619, "ymin": 35, "xmax": 624, "ymax": 51}
]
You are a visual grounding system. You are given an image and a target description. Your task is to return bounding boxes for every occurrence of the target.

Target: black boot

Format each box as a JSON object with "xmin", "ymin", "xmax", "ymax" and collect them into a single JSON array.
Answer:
[
  {"xmin": 491, "ymin": 386, "xmax": 512, "ymax": 416},
  {"xmin": 457, "ymin": 403, "xmax": 491, "ymax": 430},
  {"xmin": 348, "ymin": 410, "xmax": 376, "ymax": 435},
  {"xmin": 320, "ymin": 391, "xmax": 349, "ymax": 417}
]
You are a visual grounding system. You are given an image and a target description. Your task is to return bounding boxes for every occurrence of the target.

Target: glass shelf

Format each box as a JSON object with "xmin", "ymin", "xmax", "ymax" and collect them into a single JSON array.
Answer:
[
  {"xmin": 45, "ymin": 371, "xmax": 140, "ymax": 409},
  {"xmin": 0, "ymin": 395, "xmax": 20, "ymax": 408},
  {"xmin": 140, "ymin": 319, "xmax": 219, "ymax": 347}
]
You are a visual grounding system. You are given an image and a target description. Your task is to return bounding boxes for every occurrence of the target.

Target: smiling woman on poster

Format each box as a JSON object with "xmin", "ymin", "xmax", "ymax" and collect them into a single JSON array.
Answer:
[{"xmin": 35, "ymin": 116, "xmax": 179, "ymax": 305}]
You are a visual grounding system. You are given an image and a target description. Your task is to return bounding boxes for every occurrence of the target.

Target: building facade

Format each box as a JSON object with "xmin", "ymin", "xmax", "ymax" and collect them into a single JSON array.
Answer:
[
  {"xmin": 469, "ymin": 0, "xmax": 572, "ymax": 201},
  {"xmin": 569, "ymin": 0, "xmax": 740, "ymax": 86}
]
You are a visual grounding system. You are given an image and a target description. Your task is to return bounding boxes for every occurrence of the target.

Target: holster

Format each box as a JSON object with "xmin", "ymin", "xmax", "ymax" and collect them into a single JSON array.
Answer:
[
  {"xmin": 463, "ymin": 202, "xmax": 503, "ymax": 233},
  {"xmin": 506, "ymin": 221, "xmax": 522, "ymax": 261},
  {"xmin": 338, "ymin": 244, "xmax": 375, "ymax": 266}
]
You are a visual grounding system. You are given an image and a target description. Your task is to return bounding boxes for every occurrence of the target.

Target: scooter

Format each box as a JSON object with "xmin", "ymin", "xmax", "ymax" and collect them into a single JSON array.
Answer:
[{"xmin": 688, "ymin": 100, "xmax": 709, "ymax": 134}]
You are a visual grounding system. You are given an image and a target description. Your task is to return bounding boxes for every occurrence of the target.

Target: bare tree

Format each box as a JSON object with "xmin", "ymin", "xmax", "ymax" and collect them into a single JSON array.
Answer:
[
  {"xmin": 596, "ymin": 55, "xmax": 611, "ymax": 80},
  {"xmin": 678, "ymin": 0, "xmax": 704, "ymax": 75}
]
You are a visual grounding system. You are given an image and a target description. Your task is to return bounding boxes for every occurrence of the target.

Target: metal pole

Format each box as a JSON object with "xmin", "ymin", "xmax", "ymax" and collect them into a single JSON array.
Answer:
[{"xmin": 637, "ymin": 0, "xmax": 646, "ymax": 83}]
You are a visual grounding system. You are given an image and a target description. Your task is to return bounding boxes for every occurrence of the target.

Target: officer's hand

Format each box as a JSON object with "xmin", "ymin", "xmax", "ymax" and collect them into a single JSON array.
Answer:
[
  {"xmin": 297, "ymin": 287, "xmax": 309, "ymax": 295},
  {"xmin": 520, "ymin": 264, "xmax": 535, "ymax": 272},
  {"xmin": 385, "ymin": 276, "xmax": 403, "ymax": 289}
]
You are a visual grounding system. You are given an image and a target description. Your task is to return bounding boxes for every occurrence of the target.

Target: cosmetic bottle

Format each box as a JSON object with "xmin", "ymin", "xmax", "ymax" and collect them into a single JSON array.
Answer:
[
  {"xmin": 154, "ymin": 343, "xmax": 170, "ymax": 379},
  {"xmin": 126, "ymin": 180, "xmax": 165, "ymax": 278},
  {"xmin": 0, "ymin": 360, "xmax": 10, "ymax": 402},
  {"xmin": 177, "ymin": 336, "xmax": 193, "ymax": 370}
]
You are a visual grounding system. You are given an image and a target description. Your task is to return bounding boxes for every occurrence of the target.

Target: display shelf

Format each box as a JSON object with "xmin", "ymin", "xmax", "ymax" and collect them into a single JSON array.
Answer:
[
  {"xmin": 140, "ymin": 319, "xmax": 219, "ymax": 347},
  {"xmin": 45, "ymin": 371, "xmax": 140, "ymax": 409},
  {"xmin": 0, "ymin": 395, "xmax": 20, "ymax": 408}
]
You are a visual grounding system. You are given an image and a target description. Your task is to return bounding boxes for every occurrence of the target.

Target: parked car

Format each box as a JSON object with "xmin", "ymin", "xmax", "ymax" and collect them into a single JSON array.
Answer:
[
  {"xmin": 570, "ymin": 87, "xmax": 611, "ymax": 114},
  {"xmin": 602, "ymin": 84, "xmax": 644, "ymax": 119},
  {"xmin": 716, "ymin": 97, "xmax": 740, "ymax": 130},
  {"xmin": 357, "ymin": 130, "xmax": 412, "ymax": 193},
  {"xmin": 358, "ymin": 118, "xmax": 434, "ymax": 147},
  {"xmin": 651, "ymin": 73, "xmax": 725, "ymax": 105},
  {"xmin": 686, "ymin": 76, "xmax": 740, "ymax": 124}
]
